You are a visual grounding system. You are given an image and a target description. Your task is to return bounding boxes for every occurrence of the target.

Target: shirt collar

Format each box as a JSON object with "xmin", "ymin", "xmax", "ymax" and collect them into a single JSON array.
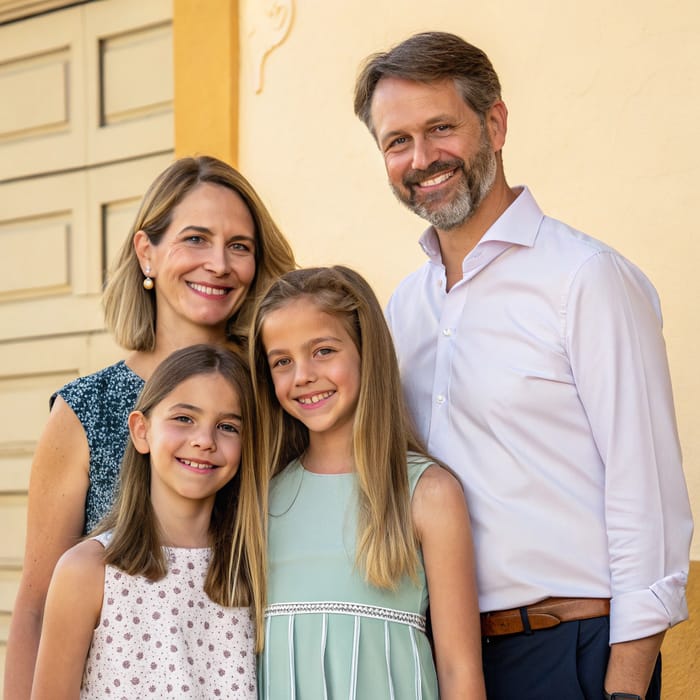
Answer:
[{"xmin": 418, "ymin": 186, "xmax": 544, "ymax": 263}]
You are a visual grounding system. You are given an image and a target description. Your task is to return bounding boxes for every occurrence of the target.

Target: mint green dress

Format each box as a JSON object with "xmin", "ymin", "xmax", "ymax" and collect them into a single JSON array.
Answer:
[{"xmin": 258, "ymin": 455, "xmax": 439, "ymax": 699}]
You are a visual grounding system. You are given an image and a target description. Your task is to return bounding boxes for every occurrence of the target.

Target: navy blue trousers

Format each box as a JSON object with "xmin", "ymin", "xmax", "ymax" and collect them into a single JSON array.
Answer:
[{"xmin": 482, "ymin": 617, "xmax": 662, "ymax": 699}]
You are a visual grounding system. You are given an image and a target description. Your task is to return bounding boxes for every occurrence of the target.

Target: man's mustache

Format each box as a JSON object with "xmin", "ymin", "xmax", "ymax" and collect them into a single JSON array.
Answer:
[{"xmin": 403, "ymin": 158, "xmax": 465, "ymax": 187}]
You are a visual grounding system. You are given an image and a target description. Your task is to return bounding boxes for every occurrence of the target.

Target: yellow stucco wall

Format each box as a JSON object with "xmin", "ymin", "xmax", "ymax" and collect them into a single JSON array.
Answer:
[
  {"xmin": 173, "ymin": 0, "xmax": 239, "ymax": 164},
  {"xmin": 662, "ymin": 560, "xmax": 700, "ymax": 693},
  {"xmin": 174, "ymin": 0, "xmax": 699, "ymax": 693}
]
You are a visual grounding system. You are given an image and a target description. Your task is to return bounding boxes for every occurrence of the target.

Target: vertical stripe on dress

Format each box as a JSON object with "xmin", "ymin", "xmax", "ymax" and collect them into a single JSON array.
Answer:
[
  {"xmin": 384, "ymin": 620, "xmax": 395, "ymax": 700},
  {"xmin": 410, "ymin": 626, "xmax": 422, "ymax": 700},
  {"xmin": 349, "ymin": 615, "xmax": 361, "ymax": 699},
  {"xmin": 321, "ymin": 613, "xmax": 329, "ymax": 700},
  {"xmin": 288, "ymin": 615, "xmax": 296, "ymax": 700},
  {"xmin": 264, "ymin": 615, "xmax": 271, "ymax": 700}
]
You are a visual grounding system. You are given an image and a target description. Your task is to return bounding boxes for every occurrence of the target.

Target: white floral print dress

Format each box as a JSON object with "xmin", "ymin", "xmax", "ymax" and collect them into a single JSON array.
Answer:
[{"xmin": 81, "ymin": 533, "xmax": 255, "ymax": 699}]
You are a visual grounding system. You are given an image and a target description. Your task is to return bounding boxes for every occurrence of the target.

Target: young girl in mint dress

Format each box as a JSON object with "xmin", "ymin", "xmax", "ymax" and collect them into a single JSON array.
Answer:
[{"xmin": 251, "ymin": 266, "xmax": 486, "ymax": 699}]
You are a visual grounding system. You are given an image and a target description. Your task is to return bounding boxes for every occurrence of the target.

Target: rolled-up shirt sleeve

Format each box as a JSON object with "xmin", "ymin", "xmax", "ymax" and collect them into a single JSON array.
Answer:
[{"xmin": 566, "ymin": 251, "xmax": 693, "ymax": 643}]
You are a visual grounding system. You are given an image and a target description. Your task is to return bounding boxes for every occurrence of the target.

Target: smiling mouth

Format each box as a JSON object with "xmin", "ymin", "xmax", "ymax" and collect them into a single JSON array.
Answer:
[
  {"xmin": 178, "ymin": 458, "xmax": 217, "ymax": 470},
  {"xmin": 187, "ymin": 282, "xmax": 231, "ymax": 297},
  {"xmin": 297, "ymin": 390, "xmax": 334, "ymax": 405},
  {"xmin": 403, "ymin": 158, "xmax": 464, "ymax": 190},
  {"xmin": 417, "ymin": 169, "xmax": 457, "ymax": 188}
]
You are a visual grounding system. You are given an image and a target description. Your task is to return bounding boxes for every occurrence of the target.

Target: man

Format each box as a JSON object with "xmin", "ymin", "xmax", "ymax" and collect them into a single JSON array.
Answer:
[{"xmin": 354, "ymin": 32, "xmax": 692, "ymax": 699}]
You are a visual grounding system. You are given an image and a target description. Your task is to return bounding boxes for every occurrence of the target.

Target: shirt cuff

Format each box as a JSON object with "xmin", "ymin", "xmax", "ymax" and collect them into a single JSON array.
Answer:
[{"xmin": 609, "ymin": 572, "xmax": 689, "ymax": 643}]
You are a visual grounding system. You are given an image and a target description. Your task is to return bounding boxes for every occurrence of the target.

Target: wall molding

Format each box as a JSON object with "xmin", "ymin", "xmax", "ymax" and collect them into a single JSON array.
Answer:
[{"xmin": 0, "ymin": 0, "xmax": 88, "ymax": 25}]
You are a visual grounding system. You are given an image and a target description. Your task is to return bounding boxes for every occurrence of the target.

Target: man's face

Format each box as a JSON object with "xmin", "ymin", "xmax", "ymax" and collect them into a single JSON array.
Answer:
[{"xmin": 370, "ymin": 77, "xmax": 497, "ymax": 231}]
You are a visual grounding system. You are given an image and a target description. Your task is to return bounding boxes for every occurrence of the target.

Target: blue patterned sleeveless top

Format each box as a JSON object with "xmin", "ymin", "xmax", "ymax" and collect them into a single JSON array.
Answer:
[{"xmin": 52, "ymin": 361, "xmax": 145, "ymax": 533}]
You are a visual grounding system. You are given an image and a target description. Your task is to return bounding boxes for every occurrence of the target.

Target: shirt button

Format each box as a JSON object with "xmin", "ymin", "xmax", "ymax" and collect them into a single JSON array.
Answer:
[
  {"xmin": 436, "ymin": 394, "xmax": 445, "ymax": 405},
  {"xmin": 442, "ymin": 328, "xmax": 452, "ymax": 337}
]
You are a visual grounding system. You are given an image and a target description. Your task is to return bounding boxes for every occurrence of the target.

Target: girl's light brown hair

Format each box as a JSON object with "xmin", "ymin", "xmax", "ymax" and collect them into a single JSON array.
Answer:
[
  {"xmin": 103, "ymin": 155, "xmax": 295, "ymax": 351},
  {"xmin": 94, "ymin": 344, "xmax": 267, "ymax": 650},
  {"xmin": 250, "ymin": 266, "xmax": 429, "ymax": 589}
]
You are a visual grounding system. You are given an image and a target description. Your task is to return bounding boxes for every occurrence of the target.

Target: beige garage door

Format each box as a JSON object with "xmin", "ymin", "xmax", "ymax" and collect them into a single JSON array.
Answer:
[{"xmin": 0, "ymin": 0, "xmax": 174, "ymax": 673}]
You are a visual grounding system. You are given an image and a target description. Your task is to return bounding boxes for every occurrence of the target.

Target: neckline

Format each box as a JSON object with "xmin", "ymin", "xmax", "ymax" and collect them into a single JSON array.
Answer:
[
  {"xmin": 119, "ymin": 360, "xmax": 146, "ymax": 383},
  {"xmin": 295, "ymin": 457, "xmax": 354, "ymax": 477}
]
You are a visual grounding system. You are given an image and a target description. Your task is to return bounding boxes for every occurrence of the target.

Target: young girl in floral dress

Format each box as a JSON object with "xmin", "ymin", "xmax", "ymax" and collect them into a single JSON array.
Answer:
[{"xmin": 32, "ymin": 345, "xmax": 265, "ymax": 699}]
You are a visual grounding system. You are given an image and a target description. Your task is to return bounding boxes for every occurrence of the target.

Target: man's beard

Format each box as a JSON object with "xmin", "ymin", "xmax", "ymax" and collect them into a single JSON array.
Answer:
[{"xmin": 391, "ymin": 131, "xmax": 497, "ymax": 231}]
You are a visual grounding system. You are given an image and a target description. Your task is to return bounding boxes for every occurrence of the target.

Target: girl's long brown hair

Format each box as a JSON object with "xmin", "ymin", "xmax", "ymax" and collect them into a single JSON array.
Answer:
[
  {"xmin": 250, "ymin": 266, "xmax": 430, "ymax": 589},
  {"xmin": 94, "ymin": 344, "xmax": 267, "ymax": 650}
]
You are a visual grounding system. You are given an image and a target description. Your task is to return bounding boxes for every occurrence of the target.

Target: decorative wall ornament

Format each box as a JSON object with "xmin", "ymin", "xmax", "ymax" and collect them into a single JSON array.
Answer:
[{"xmin": 247, "ymin": 0, "xmax": 294, "ymax": 94}]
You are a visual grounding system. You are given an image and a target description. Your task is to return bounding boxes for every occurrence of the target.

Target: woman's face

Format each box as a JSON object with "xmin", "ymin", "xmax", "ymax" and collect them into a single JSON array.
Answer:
[{"xmin": 136, "ymin": 182, "xmax": 257, "ymax": 338}]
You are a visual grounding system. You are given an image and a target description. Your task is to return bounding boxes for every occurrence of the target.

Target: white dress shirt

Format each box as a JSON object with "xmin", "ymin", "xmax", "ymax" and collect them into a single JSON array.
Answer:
[{"xmin": 386, "ymin": 187, "xmax": 693, "ymax": 644}]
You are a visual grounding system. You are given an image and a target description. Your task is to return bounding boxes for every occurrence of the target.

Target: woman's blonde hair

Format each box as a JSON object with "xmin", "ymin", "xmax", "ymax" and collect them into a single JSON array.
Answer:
[
  {"xmin": 103, "ymin": 156, "xmax": 295, "ymax": 351},
  {"xmin": 94, "ymin": 344, "xmax": 267, "ymax": 651},
  {"xmin": 250, "ymin": 266, "xmax": 428, "ymax": 589}
]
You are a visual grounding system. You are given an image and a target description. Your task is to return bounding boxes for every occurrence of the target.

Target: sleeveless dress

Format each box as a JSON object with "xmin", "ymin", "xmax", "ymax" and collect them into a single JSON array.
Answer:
[
  {"xmin": 259, "ymin": 454, "xmax": 438, "ymax": 699},
  {"xmin": 81, "ymin": 532, "xmax": 256, "ymax": 699},
  {"xmin": 52, "ymin": 361, "xmax": 145, "ymax": 532}
]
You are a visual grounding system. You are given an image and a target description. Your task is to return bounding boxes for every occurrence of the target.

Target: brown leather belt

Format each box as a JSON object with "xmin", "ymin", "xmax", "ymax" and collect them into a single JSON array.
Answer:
[{"xmin": 481, "ymin": 596, "xmax": 610, "ymax": 637}]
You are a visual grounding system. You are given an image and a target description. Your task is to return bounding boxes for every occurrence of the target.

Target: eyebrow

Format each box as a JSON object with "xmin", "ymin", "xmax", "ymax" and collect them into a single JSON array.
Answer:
[
  {"xmin": 168, "ymin": 402, "xmax": 242, "ymax": 421},
  {"xmin": 177, "ymin": 225, "xmax": 212, "ymax": 236},
  {"xmin": 266, "ymin": 335, "xmax": 344, "ymax": 358}
]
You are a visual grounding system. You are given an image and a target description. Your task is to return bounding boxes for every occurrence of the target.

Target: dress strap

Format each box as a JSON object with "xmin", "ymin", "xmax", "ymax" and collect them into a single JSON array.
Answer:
[
  {"xmin": 406, "ymin": 453, "xmax": 435, "ymax": 496},
  {"xmin": 91, "ymin": 531, "xmax": 112, "ymax": 547},
  {"xmin": 265, "ymin": 601, "xmax": 427, "ymax": 633}
]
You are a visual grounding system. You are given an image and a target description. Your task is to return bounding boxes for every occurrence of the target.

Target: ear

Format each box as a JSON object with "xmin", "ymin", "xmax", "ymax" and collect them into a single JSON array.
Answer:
[
  {"xmin": 133, "ymin": 230, "xmax": 153, "ymax": 275},
  {"xmin": 485, "ymin": 100, "xmax": 508, "ymax": 153},
  {"xmin": 128, "ymin": 410, "xmax": 151, "ymax": 455}
]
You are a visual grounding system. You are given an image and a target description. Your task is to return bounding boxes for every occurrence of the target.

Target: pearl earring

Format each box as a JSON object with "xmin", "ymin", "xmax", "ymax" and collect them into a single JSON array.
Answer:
[{"xmin": 143, "ymin": 265, "xmax": 154, "ymax": 290}]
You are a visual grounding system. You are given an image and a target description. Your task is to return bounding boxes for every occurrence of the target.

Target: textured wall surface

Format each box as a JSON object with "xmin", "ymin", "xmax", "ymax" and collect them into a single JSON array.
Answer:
[{"xmin": 662, "ymin": 561, "xmax": 699, "ymax": 693}]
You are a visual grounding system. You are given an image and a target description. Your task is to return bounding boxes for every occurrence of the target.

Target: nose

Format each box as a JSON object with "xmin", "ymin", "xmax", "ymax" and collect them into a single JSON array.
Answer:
[
  {"xmin": 204, "ymin": 244, "xmax": 231, "ymax": 277},
  {"xmin": 294, "ymin": 358, "xmax": 317, "ymax": 386},
  {"xmin": 411, "ymin": 136, "xmax": 439, "ymax": 172},
  {"xmin": 190, "ymin": 424, "xmax": 217, "ymax": 451}
]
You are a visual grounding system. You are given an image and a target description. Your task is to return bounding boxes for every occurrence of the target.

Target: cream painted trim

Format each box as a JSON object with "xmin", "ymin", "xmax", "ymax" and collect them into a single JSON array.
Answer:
[{"xmin": 0, "ymin": 0, "xmax": 86, "ymax": 24}]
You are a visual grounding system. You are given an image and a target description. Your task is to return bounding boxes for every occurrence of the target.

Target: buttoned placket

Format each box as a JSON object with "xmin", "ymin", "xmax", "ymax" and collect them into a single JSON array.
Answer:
[{"xmin": 426, "ymin": 241, "xmax": 514, "ymax": 455}]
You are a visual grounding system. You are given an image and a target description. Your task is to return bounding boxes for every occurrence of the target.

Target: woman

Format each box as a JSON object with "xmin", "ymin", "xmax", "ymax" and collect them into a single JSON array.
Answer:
[{"xmin": 4, "ymin": 156, "xmax": 295, "ymax": 699}]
